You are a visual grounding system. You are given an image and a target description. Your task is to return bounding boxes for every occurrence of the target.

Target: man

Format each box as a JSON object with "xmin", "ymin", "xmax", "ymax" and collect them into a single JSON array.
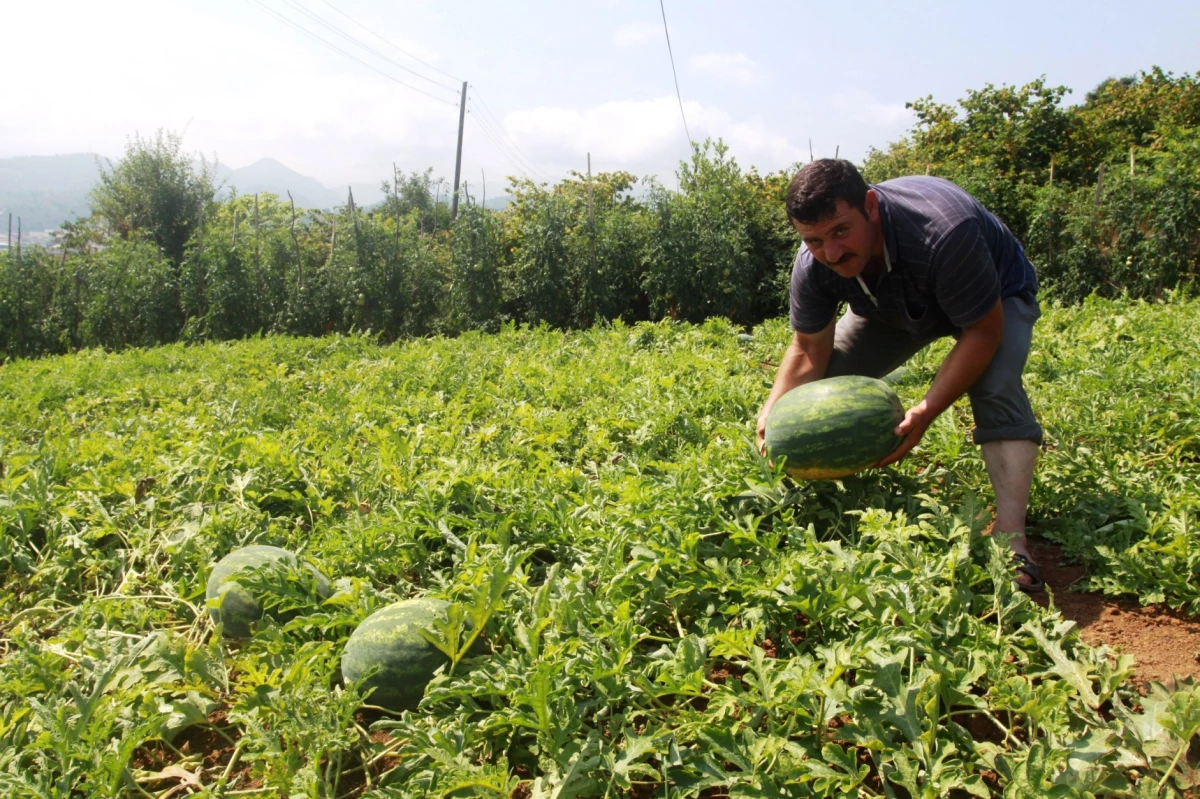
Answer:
[{"xmin": 756, "ymin": 159, "xmax": 1044, "ymax": 591}]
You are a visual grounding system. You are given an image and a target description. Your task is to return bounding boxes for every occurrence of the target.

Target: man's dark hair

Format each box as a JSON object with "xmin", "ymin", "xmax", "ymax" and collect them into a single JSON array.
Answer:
[{"xmin": 786, "ymin": 159, "xmax": 869, "ymax": 224}]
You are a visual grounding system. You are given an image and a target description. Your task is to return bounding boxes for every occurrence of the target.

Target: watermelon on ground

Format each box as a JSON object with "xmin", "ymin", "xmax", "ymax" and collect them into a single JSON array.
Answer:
[
  {"xmin": 764, "ymin": 375, "xmax": 904, "ymax": 479},
  {"xmin": 341, "ymin": 598, "xmax": 466, "ymax": 712},
  {"xmin": 206, "ymin": 545, "xmax": 333, "ymax": 638}
]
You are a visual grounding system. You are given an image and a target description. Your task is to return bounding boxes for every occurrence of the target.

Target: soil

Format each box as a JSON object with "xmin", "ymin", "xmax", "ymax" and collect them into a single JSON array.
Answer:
[{"xmin": 1027, "ymin": 537, "xmax": 1200, "ymax": 689}]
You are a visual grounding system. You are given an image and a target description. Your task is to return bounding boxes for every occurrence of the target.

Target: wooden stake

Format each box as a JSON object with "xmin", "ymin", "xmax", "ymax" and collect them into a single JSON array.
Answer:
[
  {"xmin": 1094, "ymin": 163, "xmax": 1106, "ymax": 212},
  {"xmin": 834, "ymin": 145, "xmax": 839, "ymax": 159},
  {"xmin": 481, "ymin": 168, "xmax": 486, "ymax": 209},
  {"xmin": 392, "ymin": 163, "xmax": 402, "ymax": 240},
  {"xmin": 434, "ymin": 181, "xmax": 441, "ymax": 234},
  {"xmin": 586, "ymin": 153, "xmax": 594, "ymax": 226},
  {"xmin": 348, "ymin": 187, "xmax": 360, "ymax": 268},
  {"xmin": 287, "ymin": 190, "xmax": 301, "ymax": 292},
  {"xmin": 808, "ymin": 139, "xmax": 814, "ymax": 163},
  {"xmin": 1048, "ymin": 157, "xmax": 1055, "ymax": 269},
  {"xmin": 1130, "ymin": 146, "xmax": 1136, "ymax": 201},
  {"xmin": 254, "ymin": 193, "xmax": 260, "ymax": 269}
]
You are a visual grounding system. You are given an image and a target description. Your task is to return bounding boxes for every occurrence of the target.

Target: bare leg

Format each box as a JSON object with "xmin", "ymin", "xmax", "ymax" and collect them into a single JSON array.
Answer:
[{"xmin": 981, "ymin": 440, "xmax": 1039, "ymax": 585}]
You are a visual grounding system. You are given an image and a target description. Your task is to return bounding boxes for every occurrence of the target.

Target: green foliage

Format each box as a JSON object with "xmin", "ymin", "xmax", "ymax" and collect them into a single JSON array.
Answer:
[
  {"xmin": 447, "ymin": 201, "xmax": 504, "ymax": 333},
  {"xmin": 643, "ymin": 140, "xmax": 769, "ymax": 323},
  {"xmin": 91, "ymin": 129, "xmax": 218, "ymax": 266},
  {"xmin": 865, "ymin": 68, "xmax": 1200, "ymax": 300},
  {"xmin": 5, "ymin": 68, "xmax": 1200, "ymax": 358},
  {"xmin": 379, "ymin": 166, "xmax": 453, "ymax": 234},
  {"xmin": 506, "ymin": 184, "xmax": 574, "ymax": 327},
  {"xmin": 2, "ymin": 298, "xmax": 1200, "ymax": 795}
]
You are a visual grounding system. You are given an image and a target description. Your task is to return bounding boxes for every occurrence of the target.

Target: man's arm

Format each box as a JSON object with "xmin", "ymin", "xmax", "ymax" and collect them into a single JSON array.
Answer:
[
  {"xmin": 876, "ymin": 297, "xmax": 1004, "ymax": 466},
  {"xmin": 755, "ymin": 318, "xmax": 836, "ymax": 450}
]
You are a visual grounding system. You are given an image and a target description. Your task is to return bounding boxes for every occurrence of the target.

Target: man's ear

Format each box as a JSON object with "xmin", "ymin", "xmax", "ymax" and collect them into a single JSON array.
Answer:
[{"xmin": 864, "ymin": 189, "xmax": 879, "ymax": 222}]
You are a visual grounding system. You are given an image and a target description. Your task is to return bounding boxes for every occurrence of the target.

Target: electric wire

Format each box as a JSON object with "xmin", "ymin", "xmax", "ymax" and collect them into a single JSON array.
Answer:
[
  {"xmin": 247, "ymin": 0, "xmax": 458, "ymax": 107},
  {"xmin": 467, "ymin": 113, "xmax": 529, "ymax": 183},
  {"xmin": 466, "ymin": 100, "xmax": 548, "ymax": 182},
  {"xmin": 249, "ymin": 0, "xmax": 557, "ymax": 182},
  {"xmin": 470, "ymin": 111, "xmax": 548, "ymax": 184},
  {"xmin": 658, "ymin": 0, "xmax": 693, "ymax": 147},
  {"xmin": 319, "ymin": 0, "xmax": 464, "ymax": 84},
  {"xmin": 278, "ymin": 0, "xmax": 459, "ymax": 94},
  {"xmin": 464, "ymin": 99, "xmax": 537, "ymax": 173},
  {"xmin": 469, "ymin": 87, "xmax": 546, "ymax": 181},
  {"xmin": 466, "ymin": 112, "xmax": 542, "ymax": 183}
]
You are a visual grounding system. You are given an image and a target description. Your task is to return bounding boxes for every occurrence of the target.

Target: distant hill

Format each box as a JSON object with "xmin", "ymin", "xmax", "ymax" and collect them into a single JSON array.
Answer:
[
  {"xmin": 215, "ymin": 158, "xmax": 382, "ymax": 210},
  {"xmin": 0, "ymin": 153, "xmax": 386, "ymax": 232},
  {"xmin": 0, "ymin": 154, "xmax": 100, "ymax": 231},
  {"xmin": 484, "ymin": 194, "xmax": 515, "ymax": 211}
]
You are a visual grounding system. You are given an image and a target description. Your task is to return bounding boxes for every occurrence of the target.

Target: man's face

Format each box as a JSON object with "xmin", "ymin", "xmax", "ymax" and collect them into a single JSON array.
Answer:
[{"xmin": 792, "ymin": 192, "xmax": 881, "ymax": 279}]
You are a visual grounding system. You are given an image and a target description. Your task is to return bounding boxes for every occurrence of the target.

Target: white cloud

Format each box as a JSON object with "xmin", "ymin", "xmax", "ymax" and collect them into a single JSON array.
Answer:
[
  {"xmin": 829, "ymin": 88, "xmax": 914, "ymax": 128},
  {"xmin": 613, "ymin": 21, "xmax": 660, "ymax": 47},
  {"xmin": 688, "ymin": 52, "xmax": 762, "ymax": 86},
  {"xmin": 502, "ymin": 97, "xmax": 804, "ymax": 177}
]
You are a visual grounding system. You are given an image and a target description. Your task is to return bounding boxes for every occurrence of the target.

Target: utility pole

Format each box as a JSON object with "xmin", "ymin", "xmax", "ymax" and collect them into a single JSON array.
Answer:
[{"xmin": 451, "ymin": 80, "xmax": 468, "ymax": 220}]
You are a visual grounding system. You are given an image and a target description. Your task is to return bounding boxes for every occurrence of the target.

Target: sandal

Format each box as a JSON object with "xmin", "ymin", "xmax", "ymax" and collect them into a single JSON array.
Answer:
[{"xmin": 1011, "ymin": 552, "xmax": 1044, "ymax": 593}]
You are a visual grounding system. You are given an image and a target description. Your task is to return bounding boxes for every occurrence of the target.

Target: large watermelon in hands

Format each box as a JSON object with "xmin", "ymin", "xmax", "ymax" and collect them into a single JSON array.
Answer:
[
  {"xmin": 764, "ymin": 375, "xmax": 904, "ymax": 479},
  {"xmin": 341, "ymin": 598, "xmax": 464, "ymax": 712},
  {"xmin": 206, "ymin": 545, "xmax": 333, "ymax": 638}
]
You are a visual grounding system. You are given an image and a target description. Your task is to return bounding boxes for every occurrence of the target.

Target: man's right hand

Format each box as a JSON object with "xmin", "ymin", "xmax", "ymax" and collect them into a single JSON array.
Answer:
[{"xmin": 755, "ymin": 324, "xmax": 835, "ymax": 457}]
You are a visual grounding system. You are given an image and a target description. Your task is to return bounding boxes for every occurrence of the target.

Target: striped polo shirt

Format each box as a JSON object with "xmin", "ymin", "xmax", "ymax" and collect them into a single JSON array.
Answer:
[{"xmin": 789, "ymin": 176, "xmax": 1038, "ymax": 338}]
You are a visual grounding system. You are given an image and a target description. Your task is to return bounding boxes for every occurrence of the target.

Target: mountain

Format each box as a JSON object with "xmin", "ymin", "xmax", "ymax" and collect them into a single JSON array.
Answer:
[
  {"xmin": 0, "ymin": 153, "xmax": 386, "ymax": 232},
  {"xmin": 484, "ymin": 193, "xmax": 515, "ymax": 211},
  {"xmin": 217, "ymin": 158, "xmax": 382, "ymax": 210},
  {"xmin": 0, "ymin": 153, "xmax": 101, "ymax": 231}
]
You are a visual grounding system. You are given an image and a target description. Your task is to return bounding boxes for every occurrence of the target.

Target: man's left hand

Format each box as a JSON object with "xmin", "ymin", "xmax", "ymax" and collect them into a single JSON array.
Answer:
[{"xmin": 874, "ymin": 404, "xmax": 933, "ymax": 467}]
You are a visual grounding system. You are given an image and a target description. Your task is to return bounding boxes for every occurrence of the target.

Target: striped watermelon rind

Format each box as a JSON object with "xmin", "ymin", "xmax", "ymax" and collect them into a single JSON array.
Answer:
[
  {"xmin": 206, "ymin": 545, "xmax": 333, "ymax": 638},
  {"xmin": 340, "ymin": 598, "xmax": 463, "ymax": 712},
  {"xmin": 764, "ymin": 375, "xmax": 905, "ymax": 479}
]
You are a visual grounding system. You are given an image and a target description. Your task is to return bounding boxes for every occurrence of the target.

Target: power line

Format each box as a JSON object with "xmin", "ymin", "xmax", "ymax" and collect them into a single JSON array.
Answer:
[
  {"xmin": 247, "ymin": 0, "xmax": 458, "ymax": 107},
  {"xmin": 469, "ymin": 88, "xmax": 546, "ymax": 181},
  {"xmin": 318, "ymin": 0, "xmax": 464, "ymax": 85},
  {"xmin": 466, "ymin": 112, "xmax": 543, "ymax": 183},
  {"xmin": 467, "ymin": 114, "xmax": 529, "ymax": 183},
  {"xmin": 658, "ymin": 0, "xmax": 692, "ymax": 148},
  {"xmin": 466, "ymin": 100, "xmax": 548, "ymax": 182},
  {"xmin": 278, "ymin": 0, "xmax": 459, "ymax": 94}
]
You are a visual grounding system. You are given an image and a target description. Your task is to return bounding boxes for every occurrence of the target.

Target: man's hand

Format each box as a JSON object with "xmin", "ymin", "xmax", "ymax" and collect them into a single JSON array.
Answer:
[
  {"xmin": 873, "ymin": 299, "xmax": 1005, "ymax": 469},
  {"xmin": 756, "ymin": 415, "xmax": 768, "ymax": 455},
  {"xmin": 875, "ymin": 402, "xmax": 933, "ymax": 467}
]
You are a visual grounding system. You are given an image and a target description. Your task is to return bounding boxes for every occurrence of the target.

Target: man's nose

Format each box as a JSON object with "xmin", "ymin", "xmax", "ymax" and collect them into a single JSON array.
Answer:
[{"xmin": 824, "ymin": 242, "xmax": 842, "ymax": 263}]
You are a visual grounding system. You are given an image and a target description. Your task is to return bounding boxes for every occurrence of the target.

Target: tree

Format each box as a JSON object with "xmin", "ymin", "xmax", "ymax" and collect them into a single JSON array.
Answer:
[
  {"xmin": 91, "ymin": 129, "xmax": 218, "ymax": 266},
  {"xmin": 379, "ymin": 167, "xmax": 452, "ymax": 233}
]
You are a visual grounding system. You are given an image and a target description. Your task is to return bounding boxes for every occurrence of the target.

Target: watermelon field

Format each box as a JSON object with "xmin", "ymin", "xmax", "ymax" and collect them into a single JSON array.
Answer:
[{"xmin": 2, "ymin": 295, "xmax": 1200, "ymax": 797}]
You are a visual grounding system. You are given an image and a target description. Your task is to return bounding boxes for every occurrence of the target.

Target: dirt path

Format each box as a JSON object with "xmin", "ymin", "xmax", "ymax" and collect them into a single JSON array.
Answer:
[{"xmin": 1028, "ymin": 538, "xmax": 1200, "ymax": 688}]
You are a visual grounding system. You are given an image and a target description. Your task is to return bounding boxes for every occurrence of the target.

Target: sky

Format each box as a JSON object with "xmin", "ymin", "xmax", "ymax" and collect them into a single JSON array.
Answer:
[{"xmin": 1, "ymin": 0, "xmax": 1198, "ymax": 198}]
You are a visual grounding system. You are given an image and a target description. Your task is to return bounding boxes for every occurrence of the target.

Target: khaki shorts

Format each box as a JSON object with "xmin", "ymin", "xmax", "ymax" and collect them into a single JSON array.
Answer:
[{"xmin": 824, "ymin": 296, "xmax": 1043, "ymax": 445}]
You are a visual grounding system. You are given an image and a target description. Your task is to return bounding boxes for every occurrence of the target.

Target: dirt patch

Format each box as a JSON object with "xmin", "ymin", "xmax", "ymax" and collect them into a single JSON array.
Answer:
[
  {"xmin": 1028, "ymin": 538, "xmax": 1200, "ymax": 688},
  {"xmin": 130, "ymin": 708, "xmax": 260, "ymax": 794}
]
